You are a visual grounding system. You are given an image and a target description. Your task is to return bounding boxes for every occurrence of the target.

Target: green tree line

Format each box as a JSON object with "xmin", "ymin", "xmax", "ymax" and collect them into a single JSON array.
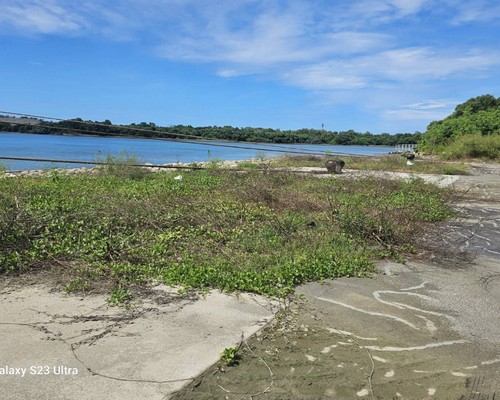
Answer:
[{"xmin": 0, "ymin": 117, "xmax": 421, "ymax": 147}]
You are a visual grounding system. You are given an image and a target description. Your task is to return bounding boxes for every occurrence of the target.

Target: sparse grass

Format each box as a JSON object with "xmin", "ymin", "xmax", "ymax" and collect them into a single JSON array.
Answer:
[
  {"xmin": 345, "ymin": 155, "xmax": 470, "ymax": 175},
  {"xmin": 0, "ymin": 167, "xmax": 454, "ymax": 299},
  {"xmin": 270, "ymin": 155, "xmax": 325, "ymax": 168},
  {"xmin": 236, "ymin": 160, "xmax": 260, "ymax": 170},
  {"xmin": 270, "ymin": 154, "xmax": 470, "ymax": 175}
]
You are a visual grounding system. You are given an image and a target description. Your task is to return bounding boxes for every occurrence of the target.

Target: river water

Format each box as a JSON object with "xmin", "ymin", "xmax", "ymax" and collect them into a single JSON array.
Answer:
[{"xmin": 0, "ymin": 132, "xmax": 395, "ymax": 171}]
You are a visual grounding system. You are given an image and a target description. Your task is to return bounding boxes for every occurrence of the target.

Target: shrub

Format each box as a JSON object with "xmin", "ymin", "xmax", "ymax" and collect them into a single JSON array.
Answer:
[
  {"xmin": 95, "ymin": 151, "xmax": 151, "ymax": 180},
  {"xmin": 441, "ymin": 134, "xmax": 500, "ymax": 160}
]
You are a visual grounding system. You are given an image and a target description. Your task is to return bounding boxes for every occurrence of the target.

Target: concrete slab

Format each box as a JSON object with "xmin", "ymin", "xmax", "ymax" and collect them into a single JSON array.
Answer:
[
  {"xmin": 173, "ymin": 253, "xmax": 500, "ymax": 399},
  {"xmin": 291, "ymin": 255, "xmax": 500, "ymax": 399},
  {"xmin": 0, "ymin": 284, "xmax": 277, "ymax": 399}
]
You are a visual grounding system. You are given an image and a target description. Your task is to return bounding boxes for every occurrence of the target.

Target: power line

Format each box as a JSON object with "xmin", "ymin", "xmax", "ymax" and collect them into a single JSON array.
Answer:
[
  {"xmin": 0, "ymin": 156, "xmax": 203, "ymax": 169},
  {"xmin": 0, "ymin": 109, "xmax": 370, "ymax": 157},
  {"xmin": 0, "ymin": 110, "xmax": 321, "ymax": 152},
  {"xmin": 2, "ymin": 119, "xmax": 328, "ymax": 156}
]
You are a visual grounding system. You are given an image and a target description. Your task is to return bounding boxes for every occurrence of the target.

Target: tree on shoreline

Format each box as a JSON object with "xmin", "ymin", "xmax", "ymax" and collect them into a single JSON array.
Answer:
[{"xmin": 0, "ymin": 115, "xmax": 421, "ymax": 146}]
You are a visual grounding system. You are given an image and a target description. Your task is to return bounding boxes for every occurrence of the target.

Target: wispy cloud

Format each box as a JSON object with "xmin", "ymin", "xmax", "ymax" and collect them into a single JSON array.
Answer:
[
  {"xmin": 383, "ymin": 109, "xmax": 451, "ymax": 122},
  {"xmin": 283, "ymin": 64, "xmax": 369, "ymax": 90},
  {"xmin": 2, "ymin": 0, "xmax": 499, "ymax": 129},
  {"xmin": 353, "ymin": 0, "xmax": 430, "ymax": 18},
  {"xmin": 449, "ymin": 0, "xmax": 500, "ymax": 24},
  {"xmin": 403, "ymin": 99, "xmax": 458, "ymax": 110},
  {"xmin": 159, "ymin": 28, "xmax": 393, "ymax": 68},
  {"xmin": 384, "ymin": 99, "xmax": 459, "ymax": 122},
  {"xmin": 283, "ymin": 47, "xmax": 500, "ymax": 90},
  {"xmin": 0, "ymin": 0, "xmax": 83, "ymax": 34}
]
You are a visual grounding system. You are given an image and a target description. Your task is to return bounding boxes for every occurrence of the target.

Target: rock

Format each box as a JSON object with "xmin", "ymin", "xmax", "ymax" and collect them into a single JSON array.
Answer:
[{"xmin": 325, "ymin": 159, "xmax": 346, "ymax": 174}]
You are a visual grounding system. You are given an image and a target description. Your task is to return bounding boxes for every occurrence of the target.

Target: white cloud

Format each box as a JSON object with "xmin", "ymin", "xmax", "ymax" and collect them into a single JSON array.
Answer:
[
  {"xmin": 449, "ymin": 0, "xmax": 500, "ymax": 24},
  {"xmin": 0, "ymin": 1, "xmax": 394, "ymax": 67},
  {"xmin": 331, "ymin": 0, "xmax": 432, "ymax": 28},
  {"xmin": 283, "ymin": 63, "xmax": 368, "ymax": 90},
  {"xmin": 384, "ymin": 99, "xmax": 458, "ymax": 121},
  {"xmin": 369, "ymin": 48, "xmax": 500, "ymax": 79},
  {"xmin": 325, "ymin": 32, "xmax": 394, "ymax": 54},
  {"xmin": 402, "ymin": 99, "xmax": 458, "ymax": 110},
  {"xmin": 390, "ymin": 0, "xmax": 430, "ymax": 15},
  {"xmin": 282, "ymin": 47, "xmax": 500, "ymax": 92},
  {"xmin": 159, "ymin": 28, "xmax": 392, "ymax": 67},
  {"xmin": 216, "ymin": 69, "xmax": 242, "ymax": 78},
  {"xmin": 383, "ymin": 108, "xmax": 451, "ymax": 122},
  {"xmin": 0, "ymin": 0, "xmax": 82, "ymax": 34},
  {"xmin": 2, "ymin": 0, "xmax": 498, "ymax": 131}
]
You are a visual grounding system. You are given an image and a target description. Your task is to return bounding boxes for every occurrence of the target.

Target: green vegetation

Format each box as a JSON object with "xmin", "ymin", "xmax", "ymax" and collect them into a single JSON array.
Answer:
[
  {"xmin": 95, "ymin": 151, "xmax": 151, "ymax": 180},
  {"xmin": 220, "ymin": 347, "xmax": 240, "ymax": 366},
  {"xmin": 345, "ymin": 156, "xmax": 470, "ymax": 175},
  {"xmin": 420, "ymin": 94, "xmax": 500, "ymax": 160},
  {"xmin": 0, "ymin": 168, "xmax": 453, "ymax": 298},
  {"xmin": 269, "ymin": 155, "xmax": 470, "ymax": 175},
  {"xmin": 108, "ymin": 285, "xmax": 132, "ymax": 307},
  {"xmin": 0, "ymin": 115, "xmax": 420, "ymax": 146},
  {"xmin": 439, "ymin": 134, "xmax": 500, "ymax": 161}
]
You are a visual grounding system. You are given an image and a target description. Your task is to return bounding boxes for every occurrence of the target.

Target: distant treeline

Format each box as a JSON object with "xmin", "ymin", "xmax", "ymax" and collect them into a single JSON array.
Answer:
[{"xmin": 0, "ymin": 116, "xmax": 421, "ymax": 146}]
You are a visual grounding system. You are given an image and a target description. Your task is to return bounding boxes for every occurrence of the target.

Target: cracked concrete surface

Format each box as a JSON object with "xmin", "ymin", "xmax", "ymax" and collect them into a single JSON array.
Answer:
[{"xmin": 0, "ymin": 284, "xmax": 276, "ymax": 399}]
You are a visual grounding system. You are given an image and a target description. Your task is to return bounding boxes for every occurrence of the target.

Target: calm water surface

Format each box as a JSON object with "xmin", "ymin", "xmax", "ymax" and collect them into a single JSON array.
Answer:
[{"xmin": 0, "ymin": 132, "xmax": 395, "ymax": 171}]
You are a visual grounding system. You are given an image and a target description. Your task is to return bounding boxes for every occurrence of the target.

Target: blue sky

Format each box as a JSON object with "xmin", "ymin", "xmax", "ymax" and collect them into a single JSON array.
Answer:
[{"xmin": 1, "ymin": 0, "xmax": 499, "ymax": 133}]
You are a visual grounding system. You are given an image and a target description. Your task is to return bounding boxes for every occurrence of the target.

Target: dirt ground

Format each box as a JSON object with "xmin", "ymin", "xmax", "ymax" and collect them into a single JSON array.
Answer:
[{"xmin": 172, "ymin": 164, "xmax": 500, "ymax": 400}]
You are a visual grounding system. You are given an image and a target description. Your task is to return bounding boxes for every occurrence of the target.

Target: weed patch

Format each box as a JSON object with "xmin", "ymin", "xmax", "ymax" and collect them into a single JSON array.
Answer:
[
  {"xmin": 220, "ymin": 347, "xmax": 240, "ymax": 366},
  {"xmin": 95, "ymin": 151, "xmax": 151, "ymax": 180},
  {"xmin": 0, "ymin": 169, "xmax": 454, "ymax": 298},
  {"xmin": 108, "ymin": 285, "xmax": 132, "ymax": 307}
]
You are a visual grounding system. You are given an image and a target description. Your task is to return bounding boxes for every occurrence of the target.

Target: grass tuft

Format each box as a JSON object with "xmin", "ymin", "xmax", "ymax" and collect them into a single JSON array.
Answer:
[{"xmin": 95, "ymin": 151, "xmax": 151, "ymax": 180}]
